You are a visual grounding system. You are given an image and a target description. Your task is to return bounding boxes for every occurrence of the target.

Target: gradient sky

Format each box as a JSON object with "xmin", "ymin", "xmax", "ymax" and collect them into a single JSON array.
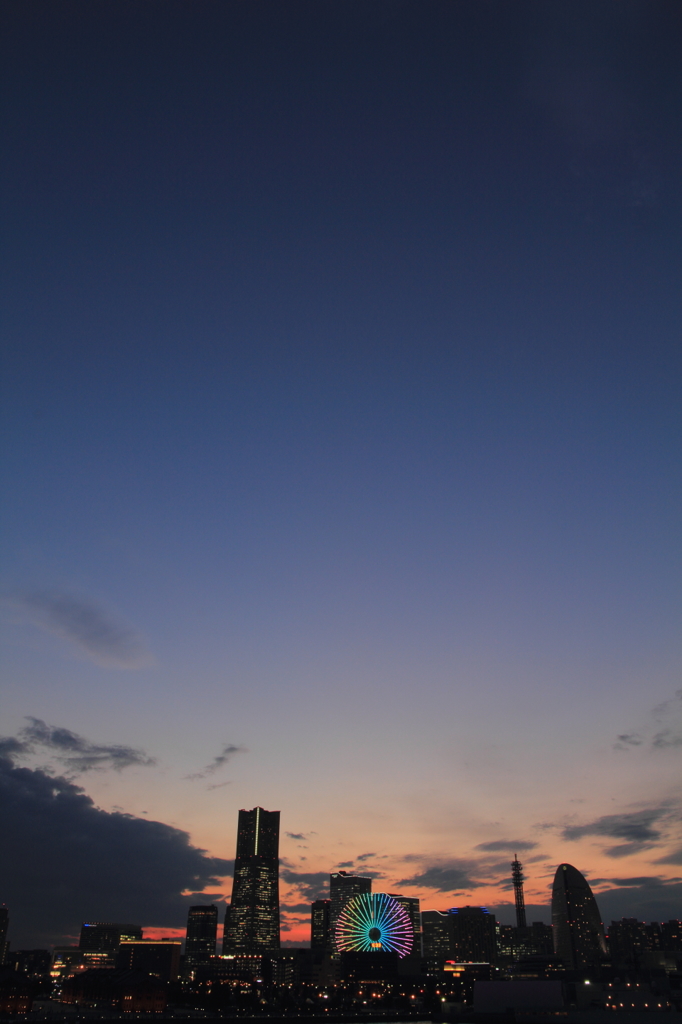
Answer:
[{"xmin": 1, "ymin": 0, "xmax": 681, "ymax": 949}]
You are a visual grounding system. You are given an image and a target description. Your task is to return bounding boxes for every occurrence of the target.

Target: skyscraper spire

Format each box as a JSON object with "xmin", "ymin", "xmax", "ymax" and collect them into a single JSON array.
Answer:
[{"xmin": 511, "ymin": 854, "xmax": 527, "ymax": 930}]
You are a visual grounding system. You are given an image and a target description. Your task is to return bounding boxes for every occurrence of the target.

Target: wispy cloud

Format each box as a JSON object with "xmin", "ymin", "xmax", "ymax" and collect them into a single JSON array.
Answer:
[
  {"xmin": 615, "ymin": 690, "xmax": 682, "ymax": 752},
  {"xmin": 186, "ymin": 744, "xmax": 246, "ymax": 781},
  {"xmin": 7, "ymin": 591, "xmax": 153, "ymax": 669},
  {"xmin": 0, "ymin": 717, "xmax": 155, "ymax": 774},
  {"xmin": 562, "ymin": 807, "xmax": 676, "ymax": 857},
  {"xmin": 397, "ymin": 859, "xmax": 484, "ymax": 893},
  {"xmin": 475, "ymin": 839, "xmax": 538, "ymax": 853},
  {"xmin": 280, "ymin": 869, "xmax": 329, "ymax": 901},
  {"xmin": 614, "ymin": 733, "xmax": 644, "ymax": 750}
]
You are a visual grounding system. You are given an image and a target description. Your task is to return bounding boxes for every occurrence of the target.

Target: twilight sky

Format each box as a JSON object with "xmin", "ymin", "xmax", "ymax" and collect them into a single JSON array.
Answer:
[{"xmin": 1, "ymin": 0, "xmax": 681, "ymax": 949}]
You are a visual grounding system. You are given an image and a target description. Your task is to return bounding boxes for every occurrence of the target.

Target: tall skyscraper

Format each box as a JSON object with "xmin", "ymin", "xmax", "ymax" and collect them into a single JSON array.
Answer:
[
  {"xmin": 223, "ymin": 806, "xmax": 280, "ymax": 953},
  {"xmin": 511, "ymin": 855, "xmax": 527, "ymax": 930},
  {"xmin": 311, "ymin": 899, "xmax": 331, "ymax": 951},
  {"xmin": 185, "ymin": 905, "xmax": 218, "ymax": 968},
  {"xmin": 552, "ymin": 863, "xmax": 607, "ymax": 968}
]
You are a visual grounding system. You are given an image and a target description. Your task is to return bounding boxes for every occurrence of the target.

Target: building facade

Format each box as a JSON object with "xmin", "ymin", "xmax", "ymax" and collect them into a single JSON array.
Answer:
[
  {"xmin": 223, "ymin": 807, "xmax": 280, "ymax": 953},
  {"xmin": 311, "ymin": 899, "xmax": 331, "ymax": 951},
  {"xmin": 329, "ymin": 871, "xmax": 371, "ymax": 949},
  {"xmin": 185, "ymin": 905, "xmax": 218, "ymax": 968},
  {"xmin": 422, "ymin": 910, "xmax": 454, "ymax": 964},
  {"xmin": 450, "ymin": 906, "xmax": 497, "ymax": 962},
  {"xmin": 79, "ymin": 923, "xmax": 142, "ymax": 951},
  {"xmin": 0, "ymin": 907, "xmax": 8, "ymax": 966},
  {"xmin": 551, "ymin": 863, "xmax": 606, "ymax": 969},
  {"xmin": 115, "ymin": 940, "xmax": 181, "ymax": 982},
  {"xmin": 388, "ymin": 894, "xmax": 422, "ymax": 958}
]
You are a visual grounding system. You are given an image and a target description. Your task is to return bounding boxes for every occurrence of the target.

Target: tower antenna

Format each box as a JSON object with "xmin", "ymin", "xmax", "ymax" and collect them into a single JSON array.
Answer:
[{"xmin": 511, "ymin": 854, "xmax": 527, "ymax": 930}]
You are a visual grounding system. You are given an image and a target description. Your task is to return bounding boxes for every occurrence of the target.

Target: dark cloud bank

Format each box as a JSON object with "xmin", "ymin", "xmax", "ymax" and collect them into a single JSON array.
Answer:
[
  {"xmin": 0, "ymin": 754, "xmax": 232, "ymax": 947},
  {"xmin": 2, "ymin": 717, "xmax": 155, "ymax": 775}
]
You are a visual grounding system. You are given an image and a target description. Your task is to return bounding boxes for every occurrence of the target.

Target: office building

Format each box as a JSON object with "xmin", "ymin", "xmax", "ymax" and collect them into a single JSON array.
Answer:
[
  {"xmin": 329, "ymin": 870, "xmax": 371, "ymax": 947},
  {"xmin": 422, "ymin": 910, "xmax": 455, "ymax": 964},
  {"xmin": 388, "ymin": 894, "xmax": 422, "ymax": 957},
  {"xmin": 451, "ymin": 906, "xmax": 497, "ymax": 962},
  {"xmin": 116, "ymin": 940, "xmax": 181, "ymax": 982},
  {"xmin": 551, "ymin": 863, "xmax": 606, "ymax": 969},
  {"xmin": 79, "ymin": 923, "xmax": 142, "ymax": 951},
  {"xmin": 185, "ymin": 905, "xmax": 218, "ymax": 968},
  {"xmin": 311, "ymin": 899, "xmax": 331, "ymax": 951},
  {"xmin": 422, "ymin": 907, "xmax": 496, "ymax": 963},
  {"xmin": 8, "ymin": 950, "xmax": 52, "ymax": 977},
  {"xmin": 223, "ymin": 806, "xmax": 280, "ymax": 953}
]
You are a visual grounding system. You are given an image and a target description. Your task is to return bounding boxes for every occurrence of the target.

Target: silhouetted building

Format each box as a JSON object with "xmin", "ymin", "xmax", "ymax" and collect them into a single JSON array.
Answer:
[
  {"xmin": 79, "ymin": 922, "xmax": 142, "ymax": 951},
  {"xmin": 422, "ymin": 907, "xmax": 496, "ymax": 964},
  {"xmin": 451, "ymin": 906, "xmax": 497, "ymax": 962},
  {"xmin": 330, "ymin": 871, "xmax": 371, "ymax": 947},
  {"xmin": 0, "ymin": 907, "xmax": 8, "ymax": 966},
  {"xmin": 661, "ymin": 920, "xmax": 682, "ymax": 950},
  {"xmin": 223, "ymin": 806, "xmax": 280, "ymax": 953},
  {"xmin": 389, "ymin": 894, "xmax": 422, "ymax": 957},
  {"xmin": 528, "ymin": 921, "xmax": 554, "ymax": 955},
  {"xmin": 551, "ymin": 863, "xmax": 606, "ymax": 969},
  {"xmin": 0, "ymin": 969, "xmax": 32, "ymax": 1014},
  {"xmin": 311, "ymin": 899, "xmax": 331, "ymax": 951},
  {"xmin": 341, "ymin": 950, "xmax": 398, "ymax": 982},
  {"xmin": 185, "ymin": 905, "xmax": 218, "ymax": 968},
  {"xmin": 8, "ymin": 950, "xmax": 51, "ymax": 977},
  {"xmin": 496, "ymin": 921, "xmax": 554, "ymax": 964},
  {"xmin": 61, "ymin": 968, "xmax": 166, "ymax": 1012},
  {"xmin": 608, "ymin": 918, "xmax": 648, "ymax": 967},
  {"xmin": 51, "ymin": 947, "xmax": 116, "ymax": 979},
  {"xmin": 116, "ymin": 940, "xmax": 181, "ymax": 982},
  {"xmin": 422, "ymin": 910, "xmax": 455, "ymax": 964}
]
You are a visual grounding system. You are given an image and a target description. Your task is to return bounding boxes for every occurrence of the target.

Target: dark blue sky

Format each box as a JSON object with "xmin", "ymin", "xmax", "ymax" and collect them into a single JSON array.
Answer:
[{"xmin": 1, "ymin": 1, "xmax": 681, "ymax": 945}]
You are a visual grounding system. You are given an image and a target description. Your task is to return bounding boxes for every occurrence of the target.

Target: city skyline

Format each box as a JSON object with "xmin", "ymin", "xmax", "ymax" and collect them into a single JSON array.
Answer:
[{"xmin": 1, "ymin": 0, "xmax": 681, "ymax": 951}]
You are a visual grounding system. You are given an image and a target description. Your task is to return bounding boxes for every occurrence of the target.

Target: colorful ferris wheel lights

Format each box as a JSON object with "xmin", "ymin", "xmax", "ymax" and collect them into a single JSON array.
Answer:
[{"xmin": 334, "ymin": 893, "xmax": 413, "ymax": 958}]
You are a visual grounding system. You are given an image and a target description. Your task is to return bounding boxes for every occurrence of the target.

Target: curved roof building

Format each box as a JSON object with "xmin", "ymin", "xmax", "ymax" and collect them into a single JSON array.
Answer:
[{"xmin": 552, "ymin": 863, "xmax": 607, "ymax": 969}]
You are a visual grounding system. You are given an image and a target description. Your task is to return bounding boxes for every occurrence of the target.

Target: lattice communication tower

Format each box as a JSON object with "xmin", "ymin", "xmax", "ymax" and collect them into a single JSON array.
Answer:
[{"xmin": 511, "ymin": 854, "xmax": 527, "ymax": 930}]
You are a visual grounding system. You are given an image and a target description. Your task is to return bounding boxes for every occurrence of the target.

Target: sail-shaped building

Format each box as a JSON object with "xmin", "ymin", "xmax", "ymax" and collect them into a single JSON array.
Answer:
[{"xmin": 552, "ymin": 863, "xmax": 607, "ymax": 968}]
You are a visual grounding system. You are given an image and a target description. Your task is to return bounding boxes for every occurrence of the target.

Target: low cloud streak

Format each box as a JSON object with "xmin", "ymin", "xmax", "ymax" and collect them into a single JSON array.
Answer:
[{"xmin": 8, "ymin": 591, "xmax": 153, "ymax": 668}]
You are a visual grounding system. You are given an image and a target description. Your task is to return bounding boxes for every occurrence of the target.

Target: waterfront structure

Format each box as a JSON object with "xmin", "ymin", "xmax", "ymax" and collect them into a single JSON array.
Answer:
[
  {"xmin": 329, "ymin": 870, "xmax": 371, "ymax": 947},
  {"xmin": 551, "ymin": 863, "xmax": 606, "ymax": 968},
  {"xmin": 334, "ymin": 893, "xmax": 413, "ymax": 958},
  {"xmin": 185, "ymin": 905, "xmax": 218, "ymax": 968},
  {"xmin": 311, "ymin": 899, "xmax": 331, "ymax": 951},
  {"xmin": 223, "ymin": 806, "xmax": 280, "ymax": 953},
  {"xmin": 511, "ymin": 856, "xmax": 527, "ymax": 930}
]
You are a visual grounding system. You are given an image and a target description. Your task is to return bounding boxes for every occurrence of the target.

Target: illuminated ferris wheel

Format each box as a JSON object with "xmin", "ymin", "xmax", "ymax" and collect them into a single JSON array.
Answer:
[{"xmin": 334, "ymin": 893, "xmax": 413, "ymax": 958}]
